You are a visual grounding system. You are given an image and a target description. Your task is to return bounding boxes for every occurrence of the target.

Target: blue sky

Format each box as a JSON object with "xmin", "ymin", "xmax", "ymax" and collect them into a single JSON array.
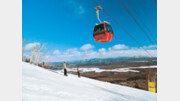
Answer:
[{"xmin": 23, "ymin": 0, "xmax": 157, "ymax": 62}]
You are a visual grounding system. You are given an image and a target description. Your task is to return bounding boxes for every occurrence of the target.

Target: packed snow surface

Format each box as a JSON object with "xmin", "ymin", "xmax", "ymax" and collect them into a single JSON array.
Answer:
[
  {"xmin": 22, "ymin": 62, "xmax": 157, "ymax": 101},
  {"xmin": 57, "ymin": 65, "xmax": 157, "ymax": 73},
  {"xmin": 57, "ymin": 67, "xmax": 140, "ymax": 73}
]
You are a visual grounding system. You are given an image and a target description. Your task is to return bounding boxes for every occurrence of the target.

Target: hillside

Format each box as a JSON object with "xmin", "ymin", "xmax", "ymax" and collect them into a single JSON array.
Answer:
[{"xmin": 22, "ymin": 62, "xmax": 157, "ymax": 101}]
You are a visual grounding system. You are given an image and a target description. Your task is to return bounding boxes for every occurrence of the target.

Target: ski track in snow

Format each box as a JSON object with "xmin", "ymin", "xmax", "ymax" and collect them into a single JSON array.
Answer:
[{"xmin": 22, "ymin": 62, "xmax": 157, "ymax": 101}]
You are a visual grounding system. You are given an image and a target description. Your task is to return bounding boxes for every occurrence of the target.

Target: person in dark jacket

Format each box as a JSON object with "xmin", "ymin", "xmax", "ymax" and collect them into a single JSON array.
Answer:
[{"xmin": 77, "ymin": 66, "xmax": 80, "ymax": 78}]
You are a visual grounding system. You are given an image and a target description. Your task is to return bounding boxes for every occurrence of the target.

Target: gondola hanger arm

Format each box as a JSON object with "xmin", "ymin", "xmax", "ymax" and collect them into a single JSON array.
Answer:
[{"xmin": 95, "ymin": 6, "xmax": 103, "ymax": 23}]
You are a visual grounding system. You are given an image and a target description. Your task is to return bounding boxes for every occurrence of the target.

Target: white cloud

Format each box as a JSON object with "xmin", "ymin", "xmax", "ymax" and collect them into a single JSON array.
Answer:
[
  {"xmin": 67, "ymin": 1, "xmax": 85, "ymax": 15},
  {"xmin": 111, "ymin": 44, "xmax": 129, "ymax": 50},
  {"xmin": 63, "ymin": 48, "xmax": 81, "ymax": 56},
  {"xmin": 80, "ymin": 44, "xmax": 94, "ymax": 51},
  {"xmin": 78, "ymin": 5, "xmax": 85, "ymax": 14},
  {"xmin": 142, "ymin": 45, "xmax": 156, "ymax": 49},
  {"xmin": 66, "ymin": 48, "xmax": 78, "ymax": 52},
  {"xmin": 48, "ymin": 44, "xmax": 157, "ymax": 62},
  {"xmin": 98, "ymin": 48, "xmax": 106, "ymax": 52},
  {"xmin": 53, "ymin": 50, "xmax": 61, "ymax": 55},
  {"xmin": 24, "ymin": 42, "xmax": 40, "ymax": 50}
]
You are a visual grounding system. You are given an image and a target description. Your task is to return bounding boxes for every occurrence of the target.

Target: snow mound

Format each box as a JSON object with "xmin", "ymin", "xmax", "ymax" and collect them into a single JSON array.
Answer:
[{"xmin": 22, "ymin": 62, "xmax": 157, "ymax": 101}]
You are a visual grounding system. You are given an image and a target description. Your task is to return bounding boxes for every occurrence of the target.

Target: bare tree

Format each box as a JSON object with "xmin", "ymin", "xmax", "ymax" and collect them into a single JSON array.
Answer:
[
  {"xmin": 23, "ymin": 42, "xmax": 58, "ymax": 69},
  {"xmin": 30, "ymin": 46, "xmax": 39, "ymax": 64},
  {"xmin": 39, "ymin": 50, "xmax": 50, "ymax": 67},
  {"xmin": 40, "ymin": 50, "xmax": 57, "ymax": 68},
  {"xmin": 36, "ymin": 44, "xmax": 45, "ymax": 66}
]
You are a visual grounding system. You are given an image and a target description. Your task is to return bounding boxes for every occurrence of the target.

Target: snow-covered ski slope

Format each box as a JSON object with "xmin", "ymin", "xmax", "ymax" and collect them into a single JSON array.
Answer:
[{"xmin": 22, "ymin": 62, "xmax": 157, "ymax": 101}]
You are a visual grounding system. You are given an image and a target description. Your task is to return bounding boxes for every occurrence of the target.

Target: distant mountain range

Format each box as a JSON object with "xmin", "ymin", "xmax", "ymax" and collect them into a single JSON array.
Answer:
[{"xmin": 50, "ymin": 57, "xmax": 157, "ymax": 67}]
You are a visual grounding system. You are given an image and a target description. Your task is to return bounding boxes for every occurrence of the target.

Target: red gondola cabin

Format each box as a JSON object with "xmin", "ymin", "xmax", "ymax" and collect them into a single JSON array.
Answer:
[{"xmin": 93, "ymin": 22, "xmax": 114, "ymax": 43}]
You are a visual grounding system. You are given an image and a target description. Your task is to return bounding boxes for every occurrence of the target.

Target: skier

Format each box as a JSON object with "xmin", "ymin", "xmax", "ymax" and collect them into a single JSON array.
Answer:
[
  {"xmin": 63, "ymin": 61, "xmax": 68, "ymax": 76},
  {"xmin": 77, "ymin": 66, "xmax": 80, "ymax": 78}
]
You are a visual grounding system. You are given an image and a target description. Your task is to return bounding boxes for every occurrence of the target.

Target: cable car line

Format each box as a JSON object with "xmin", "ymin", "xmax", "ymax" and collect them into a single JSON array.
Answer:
[
  {"xmin": 117, "ymin": 0, "xmax": 157, "ymax": 49},
  {"xmin": 126, "ymin": 0, "xmax": 157, "ymax": 42},
  {"xmin": 92, "ymin": 0, "xmax": 154, "ymax": 57}
]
